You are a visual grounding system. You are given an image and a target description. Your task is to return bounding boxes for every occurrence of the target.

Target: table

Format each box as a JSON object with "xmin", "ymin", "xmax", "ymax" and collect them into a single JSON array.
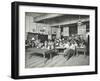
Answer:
[
  {"xmin": 76, "ymin": 47, "xmax": 86, "ymax": 56},
  {"xmin": 25, "ymin": 45, "xmax": 30, "ymax": 49},
  {"xmin": 28, "ymin": 48, "xmax": 58, "ymax": 60},
  {"xmin": 55, "ymin": 47, "xmax": 66, "ymax": 55},
  {"xmin": 45, "ymin": 49, "xmax": 58, "ymax": 59},
  {"xmin": 28, "ymin": 48, "xmax": 48, "ymax": 58}
]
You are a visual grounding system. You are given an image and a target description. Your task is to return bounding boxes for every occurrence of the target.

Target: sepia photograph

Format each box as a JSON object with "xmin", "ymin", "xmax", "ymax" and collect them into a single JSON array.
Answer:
[{"xmin": 25, "ymin": 12, "xmax": 90, "ymax": 68}]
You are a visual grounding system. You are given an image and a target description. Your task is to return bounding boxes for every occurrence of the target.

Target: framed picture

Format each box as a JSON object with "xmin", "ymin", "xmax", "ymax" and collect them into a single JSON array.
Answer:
[{"xmin": 11, "ymin": 1, "xmax": 98, "ymax": 79}]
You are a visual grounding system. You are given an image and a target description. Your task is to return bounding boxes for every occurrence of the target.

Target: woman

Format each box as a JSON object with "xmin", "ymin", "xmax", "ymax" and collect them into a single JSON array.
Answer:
[{"xmin": 64, "ymin": 42, "xmax": 76, "ymax": 60}]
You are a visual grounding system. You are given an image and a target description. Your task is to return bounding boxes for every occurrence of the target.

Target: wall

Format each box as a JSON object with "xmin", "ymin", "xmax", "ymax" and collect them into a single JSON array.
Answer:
[
  {"xmin": 25, "ymin": 13, "xmax": 50, "ymax": 34},
  {"xmin": 26, "ymin": 13, "xmax": 88, "ymax": 38},
  {"xmin": 0, "ymin": 0, "xmax": 99, "ymax": 81},
  {"xmin": 25, "ymin": 14, "xmax": 51, "ymax": 40}
]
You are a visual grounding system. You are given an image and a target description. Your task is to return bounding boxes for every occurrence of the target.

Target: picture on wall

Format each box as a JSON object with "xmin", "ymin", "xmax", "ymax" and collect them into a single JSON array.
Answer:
[{"xmin": 11, "ymin": 1, "xmax": 98, "ymax": 79}]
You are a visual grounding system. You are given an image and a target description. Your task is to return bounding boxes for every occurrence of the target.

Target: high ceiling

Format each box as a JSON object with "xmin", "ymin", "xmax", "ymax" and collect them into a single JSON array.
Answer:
[
  {"xmin": 25, "ymin": 12, "xmax": 46, "ymax": 17},
  {"xmin": 26, "ymin": 12, "xmax": 89, "ymax": 26}
]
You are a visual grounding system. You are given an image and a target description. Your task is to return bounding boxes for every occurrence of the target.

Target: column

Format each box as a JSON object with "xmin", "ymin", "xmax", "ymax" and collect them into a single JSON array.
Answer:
[
  {"xmin": 48, "ymin": 26, "xmax": 52, "ymax": 40},
  {"xmin": 56, "ymin": 25, "xmax": 61, "ymax": 39}
]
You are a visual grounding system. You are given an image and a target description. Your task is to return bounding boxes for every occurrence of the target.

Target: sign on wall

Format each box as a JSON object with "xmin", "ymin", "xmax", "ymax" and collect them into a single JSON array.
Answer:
[
  {"xmin": 78, "ymin": 24, "xmax": 86, "ymax": 35},
  {"xmin": 63, "ymin": 27, "xmax": 69, "ymax": 36}
]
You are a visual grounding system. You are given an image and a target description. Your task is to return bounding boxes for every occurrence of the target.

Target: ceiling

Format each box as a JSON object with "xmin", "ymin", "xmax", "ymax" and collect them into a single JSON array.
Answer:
[{"xmin": 25, "ymin": 12, "xmax": 89, "ymax": 26}]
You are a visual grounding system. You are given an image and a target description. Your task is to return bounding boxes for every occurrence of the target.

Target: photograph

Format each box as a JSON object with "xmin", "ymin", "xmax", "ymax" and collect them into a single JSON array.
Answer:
[
  {"xmin": 25, "ymin": 12, "xmax": 90, "ymax": 68},
  {"xmin": 11, "ymin": 1, "xmax": 97, "ymax": 79}
]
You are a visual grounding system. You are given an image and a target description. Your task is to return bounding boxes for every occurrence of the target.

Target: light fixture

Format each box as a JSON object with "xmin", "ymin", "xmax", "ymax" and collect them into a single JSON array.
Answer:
[
  {"xmin": 32, "ymin": 29, "xmax": 35, "ymax": 32},
  {"xmin": 77, "ymin": 15, "xmax": 82, "ymax": 26},
  {"xmin": 43, "ymin": 26, "xmax": 46, "ymax": 30}
]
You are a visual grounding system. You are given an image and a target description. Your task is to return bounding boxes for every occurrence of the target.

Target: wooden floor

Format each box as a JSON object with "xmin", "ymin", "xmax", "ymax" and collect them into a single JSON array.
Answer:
[{"xmin": 25, "ymin": 48, "xmax": 89, "ymax": 68}]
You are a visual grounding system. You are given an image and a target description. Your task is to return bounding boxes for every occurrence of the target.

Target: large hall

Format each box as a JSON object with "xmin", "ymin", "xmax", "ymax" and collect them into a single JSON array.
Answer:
[{"xmin": 25, "ymin": 12, "xmax": 90, "ymax": 68}]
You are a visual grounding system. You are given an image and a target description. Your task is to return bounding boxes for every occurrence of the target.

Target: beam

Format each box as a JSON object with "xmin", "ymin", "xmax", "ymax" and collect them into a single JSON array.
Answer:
[
  {"xmin": 34, "ymin": 14, "xmax": 63, "ymax": 22},
  {"xmin": 50, "ymin": 18, "xmax": 89, "ymax": 27}
]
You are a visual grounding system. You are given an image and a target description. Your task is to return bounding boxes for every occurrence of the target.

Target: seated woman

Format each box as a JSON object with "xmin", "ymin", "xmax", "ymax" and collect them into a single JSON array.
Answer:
[
  {"xmin": 64, "ymin": 41, "xmax": 76, "ymax": 60},
  {"xmin": 64, "ymin": 41, "xmax": 70, "ymax": 49},
  {"xmin": 45, "ymin": 49, "xmax": 58, "ymax": 59},
  {"xmin": 48, "ymin": 40, "xmax": 54, "ymax": 49},
  {"xmin": 41, "ymin": 41, "xmax": 49, "ymax": 49},
  {"xmin": 37, "ymin": 42, "xmax": 43, "ymax": 48},
  {"xmin": 44, "ymin": 41, "xmax": 48, "ymax": 49}
]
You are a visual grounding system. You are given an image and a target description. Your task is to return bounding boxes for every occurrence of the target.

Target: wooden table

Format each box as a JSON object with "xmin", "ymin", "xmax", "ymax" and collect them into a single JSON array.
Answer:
[
  {"xmin": 27, "ymin": 48, "xmax": 48, "ymax": 58},
  {"xmin": 55, "ymin": 47, "xmax": 66, "ymax": 54},
  {"xmin": 28, "ymin": 48, "xmax": 57, "ymax": 59},
  {"xmin": 45, "ymin": 49, "xmax": 58, "ymax": 59},
  {"xmin": 26, "ymin": 48, "xmax": 58, "ymax": 63},
  {"xmin": 76, "ymin": 47, "xmax": 86, "ymax": 56}
]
